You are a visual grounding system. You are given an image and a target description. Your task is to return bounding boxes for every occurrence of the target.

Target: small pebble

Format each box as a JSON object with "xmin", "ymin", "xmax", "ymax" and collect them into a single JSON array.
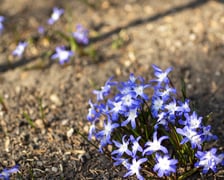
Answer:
[
  {"xmin": 52, "ymin": 167, "xmax": 58, "ymax": 173},
  {"xmin": 50, "ymin": 94, "xmax": 62, "ymax": 106},
  {"xmin": 36, "ymin": 161, "xmax": 43, "ymax": 166},
  {"xmin": 35, "ymin": 119, "xmax": 45, "ymax": 129},
  {"xmin": 67, "ymin": 128, "xmax": 74, "ymax": 138}
]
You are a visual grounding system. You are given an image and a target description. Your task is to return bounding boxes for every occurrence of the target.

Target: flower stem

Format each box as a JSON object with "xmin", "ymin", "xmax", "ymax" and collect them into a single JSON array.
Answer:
[{"xmin": 177, "ymin": 167, "xmax": 198, "ymax": 180}]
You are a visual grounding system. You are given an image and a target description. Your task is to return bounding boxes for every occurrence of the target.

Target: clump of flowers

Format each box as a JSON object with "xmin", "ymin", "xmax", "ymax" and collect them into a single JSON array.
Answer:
[
  {"xmin": 2, "ymin": 5, "xmax": 92, "ymax": 65},
  {"xmin": 87, "ymin": 65, "xmax": 224, "ymax": 179}
]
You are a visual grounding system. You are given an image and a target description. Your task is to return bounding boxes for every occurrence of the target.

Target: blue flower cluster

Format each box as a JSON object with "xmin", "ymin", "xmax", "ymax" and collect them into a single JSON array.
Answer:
[{"xmin": 87, "ymin": 65, "xmax": 224, "ymax": 179}]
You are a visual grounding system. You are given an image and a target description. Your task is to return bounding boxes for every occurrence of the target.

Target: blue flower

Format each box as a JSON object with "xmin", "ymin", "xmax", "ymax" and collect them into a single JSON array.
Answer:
[
  {"xmin": 201, "ymin": 125, "xmax": 218, "ymax": 142},
  {"xmin": 155, "ymin": 84, "xmax": 176, "ymax": 102},
  {"xmin": 12, "ymin": 41, "xmax": 28, "ymax": 57},
  {"xmin": 120, "ymin": 91, "xmax": 140, "ymax": 109},
  {"xmin": 177, "ymin": 99, "xmax": 191, "ymax": 114},
  {"xmin": 107, "ymin": 98, "xmax": 126, "ymax": 121},
  {"xmin": 164, "ymin": 98, "xmax": 184, "ymax": 121},
  {"xmin": 127, "ymin": 73, "xmax": 137, "ymax": 84},
  {"xmin": 96, "ymin": 118, "xmax": 119, "ymax": 152},
  {"xmin": 112, "ymin": 156, "xmax": 129, "ymax": 168},
  {"xmin": 195, "ymin": 148, "xmax": 224, "ymax": 174},
  {"xmin": 93, "ymin": 77, "xmax": 115, "ymax": 101},
  {"xmin": 72, "ymin": 24, "xmax": 89, "ymax": 45},
  {"xmin": 122, "ymin": 107, "xmax": 138, "ymax": 129},
  {"xmin": 96, "ymin": 102, "xmax": 109, "ymax": 115},
  {"xmin": 88, "ymin": 120, "xmax": 97, "ymax": 140},
  {"xmin": 143, "ymin": 131, "xmax": 168, "ymax": 155},
  {"xmin": 96, "ymin": 118, "xmax": 119, "ymax": 138},
  {"xmin": 179, "ymin": 111, "xmax": 202, "ymax": 130},
  {"xmin": 0, "ymin": 165, "xmax": 19, "ymax": 180},
  {"xmin": 112, "ymin": 135, "xmax": 132, "ymax": 157},
  {"xmin": 154, "ymin": 112, "xmax": 169, "ymax": 129},
  {"xmin": 51, "ymin": 46, "xmax": 74, "ymax": 64},
  {"xmin": 87, "ymin": 100, "xmax": 99, "ymax": 122},
  {"xmin": 130, "ymin": 135, "xmax": 143, "ymax": 157},
  {"xmin": 48, "ymin": 7, "xmax": 64, "ymax": 25},
  {"xmin": 133, "ymin": 83, "xmax": 151, "ymax": 100},
  {"xmin": 153, "ymin": 154, "xmax": 178, "ymax": 177},
  {"xmin": 119, "ymin": 73, "xmax": 137, "ymax": 90},
  {"xmin": 176, "ymin": 126, "xmax": 203, "ymax": 149},
  {"xmin": 124, "ymin": 158, "xmax": 147, "ymax": 180},
  {"xmin": 0, "ymin": 16, "xmax": 5, "ymax": 34},
  {"xmin": 151, "ymin": 96, "xmax": 164, "ymax": 118},
  {"xmin": 151, "ymin": 64, "xmax": 173, "ymax": 86}
]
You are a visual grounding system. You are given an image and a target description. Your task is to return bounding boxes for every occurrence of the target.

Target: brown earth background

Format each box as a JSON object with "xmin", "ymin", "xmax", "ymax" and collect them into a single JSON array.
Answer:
[{"xmin": 0, "ymin": 0, "xmax": 224, "ymax": 179}]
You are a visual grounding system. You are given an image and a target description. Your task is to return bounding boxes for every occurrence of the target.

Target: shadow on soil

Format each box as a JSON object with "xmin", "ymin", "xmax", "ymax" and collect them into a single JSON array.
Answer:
[
  {"xmin": 0, "ymin": 0, "xmax": 213, "ymax": 73},
  {"xmin": 90, "ymin": 0, "xmax": 210, "ymax": 43}
]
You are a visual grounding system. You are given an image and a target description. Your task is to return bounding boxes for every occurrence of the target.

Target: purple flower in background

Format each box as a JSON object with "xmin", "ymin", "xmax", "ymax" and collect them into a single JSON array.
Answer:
[
  {"xmin": 12, "ymin": 41, "xmax": 28, "ymax": 57},
  {"xmin": 48, "ymin": 7, "xmax": 64, "ymax": 25},
  {"xmin": 0, "ymin": 16, "xmax": 5, "ymax": 34},
  {"xmin": 195, "ymin": 148, "xmax": 224, "ymax": 174},
  {"xmin": 51, "ymin": 46, "xmax": 74, "ymax": 64},
  {"xmin": 0, "ymin": 165, "xmax": 19, "ymax": 180},
  {"xmin": 73, "ymin": 24, "xmax": 89, "ymax": 45},
  {"xmin": 153, "ymin": 154, "xmax": 178, "ymax": 177},
  {"xmin": 38, "ymin": 26, "xmax": 45, "ymax": 34}
]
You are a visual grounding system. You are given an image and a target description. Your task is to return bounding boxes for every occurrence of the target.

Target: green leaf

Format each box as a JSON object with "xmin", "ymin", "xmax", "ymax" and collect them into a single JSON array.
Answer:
[{"xmin": 23, "ymin": 112, "xmax": 35, "ymax": 128}]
